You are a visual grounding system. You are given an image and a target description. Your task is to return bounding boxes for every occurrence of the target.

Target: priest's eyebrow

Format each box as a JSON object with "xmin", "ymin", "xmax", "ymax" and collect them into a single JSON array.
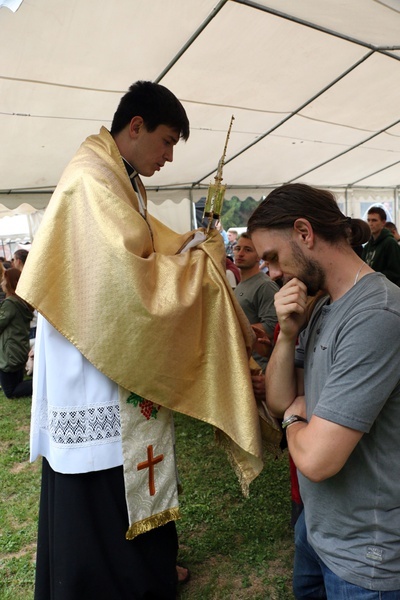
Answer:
[{"xmin": 166, "ymin": 133, "xmax": 179, "ymax": 145}]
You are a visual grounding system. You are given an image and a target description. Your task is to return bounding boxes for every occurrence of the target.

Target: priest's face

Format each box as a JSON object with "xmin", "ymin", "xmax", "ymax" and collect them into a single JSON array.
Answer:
[{"xmin": 127, "ymin": 119, "xmax": 180, "ymax": 177}]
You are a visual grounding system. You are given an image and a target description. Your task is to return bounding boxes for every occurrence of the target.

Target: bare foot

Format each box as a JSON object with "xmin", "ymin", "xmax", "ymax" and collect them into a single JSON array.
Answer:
[{"xmin": 176, "ymin": 564, "xmax": 190, "ymax": 584}]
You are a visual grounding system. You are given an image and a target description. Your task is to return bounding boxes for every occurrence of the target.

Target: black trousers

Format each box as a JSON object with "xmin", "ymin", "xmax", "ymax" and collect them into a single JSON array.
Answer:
[
  {"xmin": 35, "ymin": 459, "xmax": 178, "ymax": 600},
  {"xmin": 0, "ymin": 368, "xmax": 32, "ymax": 398}
]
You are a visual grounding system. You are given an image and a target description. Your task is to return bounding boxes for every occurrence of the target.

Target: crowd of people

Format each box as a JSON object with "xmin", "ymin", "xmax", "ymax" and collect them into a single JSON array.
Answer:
[{"xmin": 14, "ymin": 79, "xmax": 400, "ymax": 599}]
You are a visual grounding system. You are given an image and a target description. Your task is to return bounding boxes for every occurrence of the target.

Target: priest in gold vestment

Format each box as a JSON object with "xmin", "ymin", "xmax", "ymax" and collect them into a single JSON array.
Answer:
[{"xmin": 17, "ymin": 81, "xmax": 263, "ymax": 600}]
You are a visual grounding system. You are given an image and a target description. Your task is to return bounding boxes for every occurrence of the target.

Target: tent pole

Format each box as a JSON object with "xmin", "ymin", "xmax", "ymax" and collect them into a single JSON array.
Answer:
[
  {"xmin": 189, "ymin": 189, "xmax": 196, "ymax": 230},
  {"xmin": 26, "ymin": 214, "xmax": 33, "ymax": 242}
]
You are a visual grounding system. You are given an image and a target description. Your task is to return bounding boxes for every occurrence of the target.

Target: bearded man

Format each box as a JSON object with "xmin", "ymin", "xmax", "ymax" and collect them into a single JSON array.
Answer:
[{"xmin": 248, "ymin": 183, "xmax": 400, "ymax": 599}]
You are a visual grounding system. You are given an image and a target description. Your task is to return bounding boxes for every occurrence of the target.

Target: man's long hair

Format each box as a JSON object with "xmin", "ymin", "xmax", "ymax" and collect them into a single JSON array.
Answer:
[{"xmin": 248, "ymin": 184, "xmax": 368, "ymax": 247}]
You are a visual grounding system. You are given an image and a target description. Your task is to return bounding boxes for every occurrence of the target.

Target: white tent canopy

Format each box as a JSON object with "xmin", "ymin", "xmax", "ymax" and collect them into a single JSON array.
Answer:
[{"xmin": 1, "ymin": 0, "xmax": 400, "ymax": 232}]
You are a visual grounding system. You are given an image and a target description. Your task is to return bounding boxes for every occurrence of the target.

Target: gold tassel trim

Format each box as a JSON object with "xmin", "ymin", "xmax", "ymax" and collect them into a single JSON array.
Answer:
[
  {"xmin": 125, "ymin": 507, "xmax": 181, "ymax": 540},
  {"xmin": 214, "ymin": 429, "xmax": 250, "ymax": 498}
]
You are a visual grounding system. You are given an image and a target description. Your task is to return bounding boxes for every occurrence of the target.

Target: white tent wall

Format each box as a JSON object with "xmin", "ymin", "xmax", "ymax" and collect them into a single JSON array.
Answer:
[
  {"xmin": 344, "ymin": 188, "xmax": 400, "ymax": 223},
  {"xmin": 147, "ymin": 195, "xmax": 193, "ymax": 233},
  {"xmin": 1, "ymin": 0, "xmax": 400, "ymax": 232},
  {"xmin": 0, "ymin": 192, "xmax": 195, "ymax": 236}
]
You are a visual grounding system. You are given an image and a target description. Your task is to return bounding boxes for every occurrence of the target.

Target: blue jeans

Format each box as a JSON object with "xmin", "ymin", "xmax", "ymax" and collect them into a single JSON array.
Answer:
[{"xmin": 293, "ymin": 510, "xmax": 400, "ymax": 600}]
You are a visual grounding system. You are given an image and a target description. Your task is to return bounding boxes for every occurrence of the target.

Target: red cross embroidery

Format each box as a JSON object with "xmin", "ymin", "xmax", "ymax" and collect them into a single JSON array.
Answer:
[{"xmin": 137, "ymin": 445, "xmax": 164, "ymax": 496}]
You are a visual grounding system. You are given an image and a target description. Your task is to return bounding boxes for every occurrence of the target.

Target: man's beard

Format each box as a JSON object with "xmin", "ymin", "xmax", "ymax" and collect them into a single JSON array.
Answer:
[{"xmin": 289, "ymin": 241, "xmax": 326, "ymax": 296}]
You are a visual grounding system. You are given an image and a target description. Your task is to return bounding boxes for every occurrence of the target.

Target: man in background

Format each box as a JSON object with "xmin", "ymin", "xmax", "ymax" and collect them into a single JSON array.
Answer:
[
  {"xmin": 226, "ymin": 228, "xmax": 238, "ymax": 258},
  {"xmin": 12, "ymin": 249, "xmax": 29, "ymax": 271},
  {"xmin": 384, "ymin": 221, "xmax": 400, "ymax": 244},
  {"xmin": 362, "ymin": 206, "xmax": 400, "ymax": 285},
  {"xmin": 233, "ymin": 232, "xmax": 278, "ymax": 371}
]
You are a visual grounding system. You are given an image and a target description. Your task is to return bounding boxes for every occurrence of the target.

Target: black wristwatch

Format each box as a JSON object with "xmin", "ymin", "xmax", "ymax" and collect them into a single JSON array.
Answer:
[{"xmin": 282, "ymin": 414, "xmax": 308, "ymax": 429}]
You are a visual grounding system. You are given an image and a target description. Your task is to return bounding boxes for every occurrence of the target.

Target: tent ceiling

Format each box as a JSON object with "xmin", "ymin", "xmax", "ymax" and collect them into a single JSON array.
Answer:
[{"xmin": 1, "ymin": 0, "xmax": 400, "ymax": 210}]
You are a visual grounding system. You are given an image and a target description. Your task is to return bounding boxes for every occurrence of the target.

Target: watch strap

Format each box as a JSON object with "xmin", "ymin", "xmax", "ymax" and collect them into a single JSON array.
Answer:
[{"xmin": 282, "ymin": 414, "xmax": 308, "ymax": 429}]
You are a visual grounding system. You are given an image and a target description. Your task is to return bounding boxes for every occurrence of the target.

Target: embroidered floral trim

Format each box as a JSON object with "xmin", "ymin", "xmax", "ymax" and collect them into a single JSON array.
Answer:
[
  {"xmin": 44, "ymin": 403, "xmax": 121, "ymax": 446},
  {"xmin": 127, "ymin": 392, "xmax": 161, "ymax": 420}
]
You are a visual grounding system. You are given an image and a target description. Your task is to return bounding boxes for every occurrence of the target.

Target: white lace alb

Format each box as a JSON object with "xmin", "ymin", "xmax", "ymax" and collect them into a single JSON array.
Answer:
[{"xmin": 44, "ymin": 402, "xmax": 121, "ymax": 446}]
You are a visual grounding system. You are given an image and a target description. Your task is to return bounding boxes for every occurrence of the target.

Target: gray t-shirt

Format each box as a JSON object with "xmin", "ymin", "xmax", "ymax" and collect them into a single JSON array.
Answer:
[
  {"xmin": 295, "ymin": 273, "xmax": 400, "ymax": 590},
  {"xmin": 234, "ymin": 272, "xmax": 279, "ymax": 371}
]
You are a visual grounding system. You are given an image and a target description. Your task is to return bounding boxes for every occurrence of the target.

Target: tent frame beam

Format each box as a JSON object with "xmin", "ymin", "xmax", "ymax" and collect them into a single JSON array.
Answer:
[
  {"xmin": 234, "ymin": 0, "xmax": 400, "ymax": 57},
  {"xmin": 155, "ymin": 0, "xmax": 229, "ymax": 82},
  {"xmin": 288, "ymin": 117, "xmax": 400, "ymax": 184},
  {"xmin": 194, "ymin": 51, "xmax": 379, "ymax": 187}
]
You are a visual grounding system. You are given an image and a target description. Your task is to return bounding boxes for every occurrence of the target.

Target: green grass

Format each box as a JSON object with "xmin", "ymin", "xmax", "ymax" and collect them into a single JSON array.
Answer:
[
  {"xmin": 0, "ymin": 393, "xmax": 39, "ymax": 600},
  {"xmin": 0, "ymin": 393, "xmax": 295, "ymax": 599},
  {"xmin": 175, "ymin": 416, "xmax": 294, "ymax": 599}
]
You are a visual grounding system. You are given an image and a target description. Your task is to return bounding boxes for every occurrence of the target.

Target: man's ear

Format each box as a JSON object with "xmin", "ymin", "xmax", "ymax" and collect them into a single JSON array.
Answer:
[
  {"xmin": 129, "ymin": 116, "xmax": 144, "ymax": 138},
  {"xmin": 293, "ymin": 218, "xmax": 314, "ymax": 248}
]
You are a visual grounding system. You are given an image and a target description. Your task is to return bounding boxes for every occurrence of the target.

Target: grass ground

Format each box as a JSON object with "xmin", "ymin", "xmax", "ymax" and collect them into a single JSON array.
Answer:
[{"xmin": 0, "ymin": 392, "xmax": 295, "ymax": 600}]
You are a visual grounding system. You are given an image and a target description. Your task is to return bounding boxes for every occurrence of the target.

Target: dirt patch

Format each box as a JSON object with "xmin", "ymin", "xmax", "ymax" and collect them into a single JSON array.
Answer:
[
  {"xmin": 10, "ymin": 461, "xmax": 29, "ymax": 473},
  {"xmin": 16, "ymin": 424, "xmax": 30, "ymax": 434},
  {"xmin": 0, "ymin": 542, "xmax": 36, "ymax": 562},
  {"xmin": 10, "ymin": 459, "xmax": 41, "ymax": 474}
]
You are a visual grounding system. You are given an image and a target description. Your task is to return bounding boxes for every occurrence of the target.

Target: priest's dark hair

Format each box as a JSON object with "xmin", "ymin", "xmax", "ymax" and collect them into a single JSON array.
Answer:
[
  {"xmin": 110, "ymin": 81, "xmax": 189, "ymax": 140},
  {"xmin": 248, "ymin": 183, "xmax": 367, "ymax": 248}
]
